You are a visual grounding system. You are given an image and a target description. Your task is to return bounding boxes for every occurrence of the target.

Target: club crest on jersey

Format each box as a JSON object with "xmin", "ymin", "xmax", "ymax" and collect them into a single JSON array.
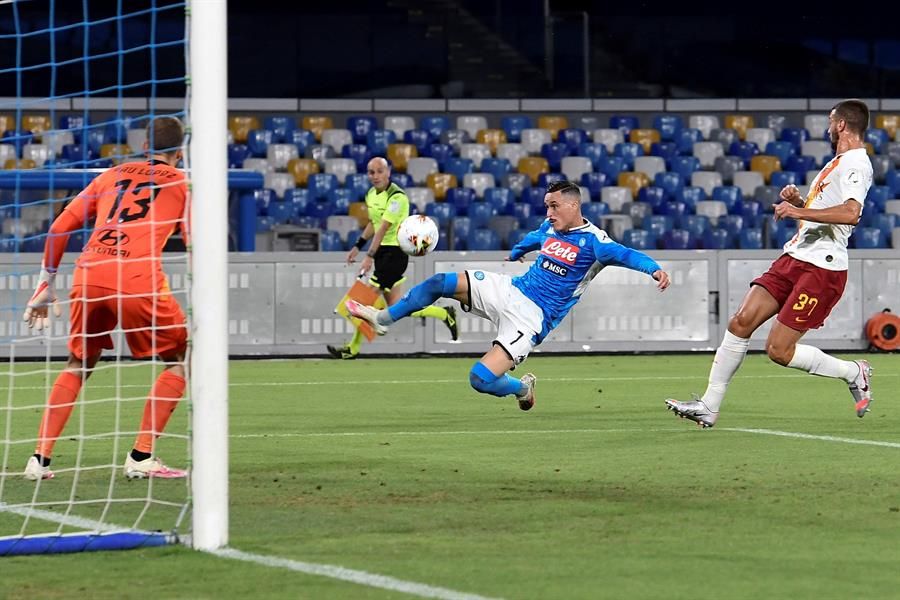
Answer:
[{"xmin": 540, "ymin": 239, "xmax": 579, "ymax": 265}]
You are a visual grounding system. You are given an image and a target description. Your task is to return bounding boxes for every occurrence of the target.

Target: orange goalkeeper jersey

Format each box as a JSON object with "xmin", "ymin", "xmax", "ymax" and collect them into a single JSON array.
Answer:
[{"xmin": 47, "ymin": 159, "xmax": 189, "ymax": 295}]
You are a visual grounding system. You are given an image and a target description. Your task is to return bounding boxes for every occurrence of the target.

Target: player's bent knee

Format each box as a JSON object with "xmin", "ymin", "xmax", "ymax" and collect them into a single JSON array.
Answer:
[
  {"xmin": 423, "ymin": 272, "xmax": 458, "ymax": 297},
  {"xmin": 469, "ymin": 362, "xmax": 500, "ymax": 396},
  {"xmin": 766, "ymin": 343, "xmax": 792, "ymax": 366}
]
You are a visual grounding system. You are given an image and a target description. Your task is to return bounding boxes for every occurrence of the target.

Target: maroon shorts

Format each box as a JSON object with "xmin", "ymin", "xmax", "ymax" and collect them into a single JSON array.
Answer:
[{"xmin": 751, "ymin": 254, "xmax": 847, "ymax": 331}]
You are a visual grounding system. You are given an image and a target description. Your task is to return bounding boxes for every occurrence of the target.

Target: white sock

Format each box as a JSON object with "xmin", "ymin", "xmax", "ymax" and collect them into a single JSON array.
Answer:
[
  {"xmin": 787, "ymin": 344, "xmax": 857, "ymax": 382},
  {"xmin": 701, "ymin": 330, "xmax": 750, "ymax": 412}
]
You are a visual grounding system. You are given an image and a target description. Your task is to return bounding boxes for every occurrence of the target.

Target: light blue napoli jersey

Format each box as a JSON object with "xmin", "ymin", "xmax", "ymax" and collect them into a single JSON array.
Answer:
[{"xmin": 508, "ymin": 219, "xmax": 661, "ymax": 343}]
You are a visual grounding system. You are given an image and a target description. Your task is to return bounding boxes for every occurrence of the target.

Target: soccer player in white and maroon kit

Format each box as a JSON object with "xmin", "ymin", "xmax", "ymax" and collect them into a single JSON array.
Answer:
[{"xmin": 666, "ymin": 99, "xmax": 875, "ymax": 428}]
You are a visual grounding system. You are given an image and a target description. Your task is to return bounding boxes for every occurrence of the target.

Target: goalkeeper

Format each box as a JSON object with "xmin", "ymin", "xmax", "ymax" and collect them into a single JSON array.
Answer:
[
  {"xmin": 328, "ymin": 156, "xmax": 457, "ymax": 359},
  {"xmin": 23, "ymin": 116, "xmax": 189, "ymax": 481}
]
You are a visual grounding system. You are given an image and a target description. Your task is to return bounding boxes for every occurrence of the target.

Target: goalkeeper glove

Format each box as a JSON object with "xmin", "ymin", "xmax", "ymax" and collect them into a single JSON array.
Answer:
[{"xmin": 23, "ymin": 267, "xmax": 62, "ymax": 331}]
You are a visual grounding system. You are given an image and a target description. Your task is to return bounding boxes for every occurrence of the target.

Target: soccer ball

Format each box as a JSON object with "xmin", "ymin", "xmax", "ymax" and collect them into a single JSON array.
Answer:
[{"xmin": 397, "ymin": 215, "xmax": 439, "ymax": 256}]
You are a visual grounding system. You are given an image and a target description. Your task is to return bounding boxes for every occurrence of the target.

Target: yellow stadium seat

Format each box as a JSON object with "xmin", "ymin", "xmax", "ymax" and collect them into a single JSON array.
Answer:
[
  {"xmin": 228, "ymin": 116, "xmax": 260, "ymax": 144},
  {"xmin": 287, "ymin": 158, "xmax": 320, "ymax": 186},
  {"xmin": 517, "ymin": 156, "xmax": 550, "ymax": 184},
  {"xmin": 348, "ymin": 202, "xmax": 369, "ymax": 228},
  {"xmin": 628, "ymin": 129, "xmax": 661, "ymax": 154},
  {"xmin": 864, "ymin": 142, "xmax": 875, "ymax": 156},
  {"xmin": 426, "ymin": 172, "xmax": 458, "ymax": 201},
  {"xmin": 0, "ymin": 114, "xmax": 13, "ymax": 137},
  {"xmin": 302, "ymin": 116, "xmax": 334, "ymax": 142},
  {"xmin": 387, "ymin": 143, "xmax": 418, "ymax": 173},
  {"xmin": 875, "ymin": 114, "xmax": 899, "ymax": 139},
  {"xmin": 537, "ymin": 115, "xmax": 569, "ymax": 141},
  {"xmin": 21, "ymin": 115, "xmax": 52, "ymax": 139},
  {"xmin": 100, "ymin": 144, "xmax": 133, "ymax": 165},
  {"xmin": 4, "ymin": 158, "xmax": 37, "ymax": 170},
  {"xmin": 476, "ymin": 129, "xmax": 507, "ymax": 154},
  {"xmin": 749, "ymin": 155, "xmax": 781, "ymax": 184},
  {"xmin": 725, "ymin": 115, "xmax": 755, "ymax": 141},
  {"xmin": 617, "ymin": 172, "xmax": 651, "ymax": 197}
]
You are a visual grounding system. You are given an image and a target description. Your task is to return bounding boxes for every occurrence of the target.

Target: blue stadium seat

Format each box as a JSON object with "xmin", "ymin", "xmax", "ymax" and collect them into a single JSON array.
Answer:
[
  {"xmin": 3, "ymin": 129, "xmax": 34, "ymax": 157},
  {"xmin": 659, "ymin": 201, "xmax": 689, "ymax": 223},
  {"xmin": 263, "ymin": 115, "xmax": 297, "ymax": 143},
  {"xmin": 500, "ymin": 116, "xmax": 532, "ymax": 143},
  {"xmin": 267, "ymin": 200, "xmax": 295, "ymax": 224},
  {"xmin": 642, "ymin": 215, "xmax": 673, "ymax": 246},
  {"xmin": 865, "ymin": 185, "xmax": 890, "ymax": 212},
  {"xmin": 21, "ymin": 235, "xmax": 45, "ymax": 253},
  {"xmin": 662, "ymin": 229, "xmax": 693, "ymax": 249},
  {"xmin": 59, "ymin": 116, "xmax": 89, "ymax": 143},
  {"xmin": 451, "ymin": 216, "xmax": 472, "ymax": 240},
  {"xmin": 447, "ymin": 187, "xmax": 476, "ymax": 211},
  {"xmin": 712, "ymin": 185, "xmax": 743, "ymax": 212},
  {"xmin": 653, "ymin": 115, "xmax": 684, "ymax": 141},
  {"xmin": 481, "ymin": 158, "xmax": 513, "ymax": 182},
  {"xmin": 103, "ymin": 121, "xmax": 127, "ymax": 144},
  {"xmin": 522, "ymin": 187, "xmax": 547, "ymax": 210},
  {"xmin": 540, "ymin": 143, "xmax": 570, "ymax": 171},
  {"xmin": 425, "ymin": 202, "xmax": 456, "ymax": 226},
  {"xmin": 770, "ymin": 171, "xmax": 799, "ymax": 188},
  {"xmin": 320, "ymin": 230, "xmax": 343, "ymax": 252},
  {"xmin": 576, "ymin": 142, "xmax": 607, "ymax": 169},
  {"xmin": 674, "ymin": 128, "xmax": 702, "ymax": 155},
  {"xmin": 885, "ymin": 171, "xmax": 900, "ymax": 197},
  {"xmin": 347, "ymin": 116, "xmax": 377, "ymax": 145},
  {"xmin": 871, "ymin": 214, "xmax": 898, "ymax": 238},
  {"xmin": 228, "ymin": 143, "xmax": 251, "ymax": 168},
  {"xmin": 674, "ymin": 186, "xmax": 706, "ymax": 210},
  {"xmin": 344, "ymin": 173, "xmax": 370, "ymax": 200},
  {"xmin": 468, "ymin": 202, "xmax": 498, "ymax": 228},
  {"xmin": 246, "ymin": 188, "xmax": 276, "ymax": 216},
  {"xmin": 366, "ymin": 129, "xmax": 397, "ymax": 157},
  {"xmin": 580, "ymin": 171, "xmax": 609, "ymax": 199},
  {"xmin": 702, "ymin": 228, "xmax": 731, "ymax": 249},
  {"xmin": 420, "ymin": 115, "xmax": 451, "ymax": 142},
  {"xmin": 729, "ymin": 141, "xmax": 760, "ymax": 168},
  {"xmin": 637, "ymin": 186, "xmax": 666, "ymax": 211},
  {"xmin": 294, "ymin": 216, "xmax": 321, "ymax": 229},
  {"xmin": 306, "ymin": 200, "xmax": 335, "ymax": 221},
  {"xmin": 865, "ymin": 129, "xmax": 890, "ymax": 155},
  {"xmin": 82, "ymin": 128, "xmax": 106, "ymax": 156},
  {"xmin": 774, "ymin": 223, "xmax": 798, "ymax": 248},
  {"xmin": 61, "ymin": 143, "xmax": 96, "ymax": 166},
  {"xmin": 256, "ymin": 216, "xmax": 275, "ymax": 233},
  {"xmin": 307, "ymin": 173, "xmax": 338, "ymax": 200},
  {"xmin": 511, "ymin": 202, "xmax": 532, "ymax": 224},
  {"xmin": 609, "ymin": 115, "xmax": 639, "ymax": 135},
  {"xmin": 341, "ymin": 144, "xmax": 371, "ymax": 172},
  {"xmin": 597, "ymin": 156, "xmax": 627, "ymax": 181},
  {"xmin": 654, "ymin": 172, "xmax": 684, "ymax": 200},
  {"xmin": 403, "ymin": 129, "xmax": 432, "ymax": 155},
  {"xmin": 444, "ymin": 157, "xmax": 474, "ymax": 182},
  {"xmin": 737, "ymin": 200, "xmax": 764, "ymax": 227},
  {"xmin": 467, "ymin": 228, "xmax": 501, "ymax": 250},
  {"xmin": 524, "ymin": 215, "xmax": 546, "ymax": 231},
  {"xmin": 424, "ymin": 143, "xmax": 454, "ymax": 170},
  {"xmin": 780, "ymin": 127, "xmax": 809, "ymax": 151},
  {"xmin": 738, "ymin": 228, "xmax": 764, "ymax": 249},
  {"xmin": 484, "ymin": 187, "xmax": 514, "ymax": 214},
  {"xmin": 582, "ymin": 201, "xmax": 610, "ymax": 224},
  {"xmin": 681, "ymin": 214, "xmax": 710, "ymax": 239},
  {"xmin": 283, "ymin": 188, "xmax": 309, "ymax": 216},
  {"xmin": 288, "ymin": 129, "xmax": 317, "ymax": 156},
  {"xmin": 247, "ymin": 129, "xmax": 274, "ymax": 157},
  {"xmin": 390, "ymin": 173, "xmax": 412, "ymax": 188},
  {"xmin": 720, "ymin": 214, "xmax": 744, "ymax": 242},
  {"xmin": 623, "ymin": 229, "xmax": 651, "ymax": 249},
  {"xmin": 538, "ymin": 173, "xmax": 566, "ymax": 188},
  {"xmin": 327, "ymin": 188, "xmax": 354, "ymax": 214},
  {"xmin": 557, "ymin": 128, "xmax": 588, "ymax": 152},
  {"xmin": 651, "ymin": 141, "xmax": 679, "ymax": 164},
  {"xmin": 613, "ymin": 142, "xmax": 643, "ymax": 169},
  {"xmin": 507, "ymin": 228, "xmax": 528, "ymax": 247},
  {"xmin": 344, "ymin": 228, "xmax": 364, "ymax": 250},
  {"xmin": 785, "ymin": 154, "xmax": 817, "ymax": 175},
  {"xmin": 855, "ymin": 227, "xmax": 887, "ymax": 248},
  {"xmin": 765, "ymin": 141, "xmax": 795, "ymax": 165},
  {"xmin": 670, "ymin": 156, "xmax": 700, "ymax": 180}
]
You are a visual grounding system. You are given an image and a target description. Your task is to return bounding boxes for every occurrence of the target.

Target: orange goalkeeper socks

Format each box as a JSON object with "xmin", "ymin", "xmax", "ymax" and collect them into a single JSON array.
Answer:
[
  {"xmin": 133, "ymin": 370, "xmax": 186, "ymax": 454},
  {"xmin": 35, "ymin": 370, "xmax": 83, "ymax": 459}
]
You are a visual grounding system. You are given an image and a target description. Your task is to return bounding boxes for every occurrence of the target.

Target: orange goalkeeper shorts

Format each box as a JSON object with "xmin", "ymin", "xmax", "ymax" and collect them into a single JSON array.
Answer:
[{"xmin": 68, "ymin": 285, "xmax": 187, "ymax": 360}]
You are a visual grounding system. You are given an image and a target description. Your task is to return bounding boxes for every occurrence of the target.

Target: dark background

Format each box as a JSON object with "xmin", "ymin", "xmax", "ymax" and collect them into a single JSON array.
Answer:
[{"xmin": 2, "ymin": 0, "xmax": 900, "ymax": 100}]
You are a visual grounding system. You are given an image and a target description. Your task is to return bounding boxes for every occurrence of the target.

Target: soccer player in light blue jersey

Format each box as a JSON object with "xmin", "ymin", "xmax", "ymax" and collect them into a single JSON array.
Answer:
[{"xmin": 347, "ymin": 180, "xmax": 670, "ymax": 410}]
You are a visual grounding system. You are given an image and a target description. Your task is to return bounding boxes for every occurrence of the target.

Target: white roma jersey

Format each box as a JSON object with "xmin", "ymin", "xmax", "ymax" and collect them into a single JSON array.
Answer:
[{"xmin": 783, "ymin": 147, "xmax": 872, "ymax": 271}]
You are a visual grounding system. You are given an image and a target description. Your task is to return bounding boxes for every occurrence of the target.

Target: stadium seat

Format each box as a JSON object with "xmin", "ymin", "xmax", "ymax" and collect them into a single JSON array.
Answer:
[
  {"xmin": 263, "ymin": 115, "xmax": 297, "ymax": 143},
  {"xmin": 347, "ymin": 202, "xmax": 369, "ymax": 228},
  {"xmin": 538, "ymin": 173, "xmax": 565, "ymax": 188},
  {"xmin": 387, "ymin": 143, "xmax": 418, "ymax": 173},
  {"xmin": 287, "ymin": 158, "xmax": 319, "ymax": 186},
  {"xmin": 484, "ymin": 187, "xmax": 514, "ymax": 213},
  {"xmin": 467, "ymin": 228, "xmax": 501, "ymax": 250},
  {"xmin": 58, "ymin": 115, "xmax": 88, "ymax": 142},
  {"xmin": 695, "ymin": 200, "xmax": 728, "ymax": 225},
  {"xmin": 601, "ymin": 186, "xmax": 633, "ymax": 213},
  {"xmin": 419, "ymin": 115, "xmax": 451, "ymax": 143},
  {"xmin": 305, "ymin": 144, "xmax": 337, "ymax": 169},
  {"xmin": 884, "ymin": 199, "xmax": 900, "ymax": 217},
  {"xmin": 302, "ymin": 116, "xmax": 334, "ymax": 142},
  {"xmin": 267, "ymin": 143, "xmax": 299, "ymax": 171},
  {"xmin": 582, "ymin": 201, "xmax": 610, "ymax": 225},
  {"xmin": 246, "ymin": 129, "xmax": 274, "ymax": 157},
  {"xmin": 320, "ymin": 129, "xmax": 353, "ymax": 154},
  {"xmin": 675, "ymin": 186, "xmax": 706, "ymax": 210},
  {"xmin": 2, "ymin": 129, "xmax": 34, "ymax": 157},
  {"xmin": 769, "ymin": 171, "xmax": 799, "ymax": 189},
  {"xmin": 653, "ymin": 172, "xmax": 684, "ymax": 200},
  {"xmin": 866, "ymin": 186, "xmax": 890, "ymax": 212},
  {"xmin": 267, "ymin": 200, "xmax": 296, "ymax": 224},
  {"xmin": 764, "ymin": 141, "xmax": 795, "ymax": 166},
  {"xmin": 778, "ymin": 127, "xmax": 809, "ymax": 152},
  {"xmin": 422, "ymin": 143, "xmax": 452, "ymax": 171},
  {"xmin": 674, "ymin": 128, "xmax": 703, "ymax": 155},
  {"xmin": 855, "ymin": 227, "xmax": 887, "ymax": 248},
  {"xmin": 738, "ymin": 228, "xmax": 763, "ymax": 249},
  {"xmin": 317, "ymin": 230, "xmax": 342, "ymax": 252},
  {"xmin": 494, "ymin": 142, "xmax": 528, "ymax": 170},
  {"xmin": 507, "ymin": 228, "xmax": 528, "ymax": 247},
  {"xmin": 305, "ymin": 173, "xmax": 336, "ymax": 201},
  {"xmin": 609, "ymin": 115, "xmax": 639, "ymax": 135},
  {"xmin": 702, "ymin": 227, "xmax": 731, "ymax": 249},
  {"xmin": 713, "ymin": 155, "xmax": 745, "ymax": 184},
  {"xmin": 500, "ymin": 116, "xmax": 532, "ymax": 143},
  {"xmin": 487, "ymin": 215, "xmax": 519, "ymax": 247},
  {"xmin": 340, "ymin": 144, "xmax": 370, "ymax": 172},
  {"xmin": 592, "ymin": 128, "xmax": 625, "ymax": 153},
  {"xmin": 324, "ymin": 158, "xmax": 356, "ymax": 185},
  {"xmin": 580, "ymin": 172, "xmax": 609, "ymax": 199},
  {"xmin": 631, "ymin": 156, "xmax": 665, "ymax": 180},
  {"xmin": 766, "ymin": 114, "xmax": 787, "ymax": 137},
  {"xmin": 749, "ymin": 155, "xmax": 781, "ymax": 184},
  {"xmin": 522, "ymin": 187, "xmax": 547, "ymax": 210},
  {"xmin": 650, "ymin": 141, "xmax": 679, "ymax": 165},
  {"xmin": 474, "ymin": 129, "xmax": 506, "ymax": 155},
  {"xmin": 622, "ymin": 228, "xmax": 651, "ymax": 249},
  {"xmin": 426, "ymin": 172, "xmax": 458, "ymax": 201},
  {"xmin": 241, "ymin": 158, "xmax": 272, "ymax": 175},
  {"xmin": 652, "ymin": 115, "xmax": 683, "ymax": 141},
  {"xmin": 692, "ymin": 141, "xmax": 725, "ymax": 169},
  {"xmin": 344, "ymin": 171, "xmax": 370, "ymax": 199},
  {"xmin": 753, "ymin": 185, "xmax": 781, "ymax": 211},
  {"xmin": 457, "ymin": 116, "xmax": 488, "ymax": 141},
  {"xmin": 803, "ymin": 114, "xmax": 829, "ymax": 139},
  {"xmin": 459, "ymin": 143, "xmax": 492, "ymax": 169},
  {"xmin": 402, "ymin": 129, "xmax": 432, "ymax": 156},
  {"xmin": 42, "ymin": 129, "xmax": 75, "ymax": 158},
  {"xmin": 503, "ymin": 173, "xmax": 531, "ymax": 198},
  {"xmin": 480, "ymin": 157, "xmax": 513, "ymax": 183},
  {"xmin": 228, "ymin": 143, "xmax": 251, "ymax": 168},
  {"xmin": 732, "ymin": 171, "xmax": 765, "ymax": 198},
  {"xmin": 681, "ymin": 214, "xmax": 710, "ymax": 239},
  {"xmin": 425, "ymin": 202, "xmax": 456, "ymax": 227},
  {"xmin": 575, "ymin": 142, "xmax": 607, "ymax": 170},
  {"xmin": 784, "ymin": 154, "xmax": 818, "ymax": 176},
  {"xmin": 442, "ymin": 156, "xmax": 472, "ymax": 182},
  {"xmin": 737, "ymin": 200, "xmax": 764, "ymax": 227},
  {"xmin": 517, "ymin": 156, "xmax": 550, "ymax": 184},
  {"xmin": 384, "ymin": 115, "xmax": 415, "ymax": 140},
  {"xmin": 617, "ymin": 172, "xmax": 651, "ymax": 198},
  {"xmin": 520, "ymin": 128, "xmax": 553, "ymax": 155},
  {"xmin": 447, "ymin": 187, "xmax": 476, "ymax": 212},
  {"xmin": 670, "ymin": 156, "xmax": 700, "ymax": 181},
  {"xmin": 799, "ymin": 140, "xmax": 832, "ymax": 167},
  {"xmin": 539, "ymin": 143, "xmax": 569, "ymax": 171},
  {"xmin": 688, "ymin": 115, "xmax": 720, "ymax": 139},
  {"xmin": 440, "ymin": 129, "xmax": 470, "ymax": 154},
  {"xmin": 407, "ymin": 187, "xmax": 435, "ymax": 212},
  {"xmin": 264, "ymin": 172, "xmax": 296, "ymax": 199},
  {"xmin": 21, "ymin": 144, "xmax": 51, "ymax": 168},
  {"xmin": 366, "ymin": 129, "xmax": 397, "ymax": 157},
  {"xmin": 346, "ymin": 116, "xmax": 377, "ymax": 145},
  {"xmin": 628, "ymin": 129, "xmax": 661, "ymax": 154},
  {"xmin": 510, "ymin": 202, "xmax": 532, "ymax": 224},
  {"xmin": 557, "ymin": 128, "xmax": 588, "ymax": 152},
  {"xmin": 870, "ymin": 155, "xmax": 892, "ymax": 184},
  {"xmin": 283, "ymin": 189, "xmax": 310, "ymax": 216},
  {"xmin": 661, "ymin": 229, "xmax": 693, "ymax": 249},
  {"xmin": 537, "ymin": 115, "xmax": 568, "ymax": 141},
  {"xmin": 724, "ymin": 115, "xmax": 754, "ymax": 140},
  {"xmin": 463, "ymin": 173, "xmax": 495, "ymax": 198},
  {"xmin": 559, "ymin": 156, "xmax": 591, "ymax": 182},
  {"xmin": 288, "ymin": 129, "xmax": 317, "ymax": 156},
  {"xmin": 99, "ymin": 143, "xmax": 132, "ymax": 165},
  {"xmin": 637, "ymin": 186, "xmax": 666, "ymax": 211},
  {"xmin": 613, "ymin": 142, "xmax": 643, "ymax": 169},
  {"xmin": 406, "ymin": 157, "xmax": 439, "ymax": 186},
  {"xmin": 390, "ymin": 173, "xmax": 412, "ymax": 188},
  {"xmin": 710, "ymin": 128, "xmax": 739, "ymax": 149},
  {"xmin": 745, "ymin": 128, "xmax": 776, "ymax": 152},
  {"xmin": 228, "ymin": 116, "xmax": 260, "ymax": 144},
  {"xmin": 690, "ymin": 171, "xmax": 723, "ymax": 197}
]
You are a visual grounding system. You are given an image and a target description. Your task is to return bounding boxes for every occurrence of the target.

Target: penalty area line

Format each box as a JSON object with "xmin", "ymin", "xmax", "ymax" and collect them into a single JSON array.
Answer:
[{"xmin": 723, "ymin": 427, "xmax": 900, "ymax": 449}]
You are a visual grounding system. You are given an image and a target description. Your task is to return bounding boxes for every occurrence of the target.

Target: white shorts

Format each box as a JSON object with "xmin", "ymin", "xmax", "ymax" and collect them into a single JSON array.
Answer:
[{"xmin": 464, "ymin": 270, "xmax": 544, "ymax": 365}]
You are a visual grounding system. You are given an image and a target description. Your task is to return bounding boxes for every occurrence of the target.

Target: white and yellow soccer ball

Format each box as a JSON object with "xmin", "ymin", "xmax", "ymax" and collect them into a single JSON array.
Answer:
[{"xmin": 397, "ymin": 215, "xmax": 439, "ymax": 256}]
